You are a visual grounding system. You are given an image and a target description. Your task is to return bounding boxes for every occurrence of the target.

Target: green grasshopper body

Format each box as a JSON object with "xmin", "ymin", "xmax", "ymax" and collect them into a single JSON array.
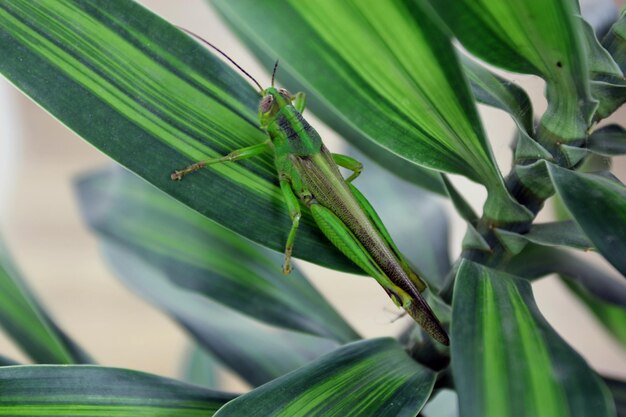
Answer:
[{"xmin": 171, "ymin": 35, "xmax": 448, "ymax": 345}]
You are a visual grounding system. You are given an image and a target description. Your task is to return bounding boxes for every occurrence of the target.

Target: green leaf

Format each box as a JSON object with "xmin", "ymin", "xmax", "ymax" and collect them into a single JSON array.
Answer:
[
  {"xmin": 0, "ymin": 239, "xmax": 89, "ymax": 364},
  {"xmin": 442, "ymin": 174, "xmax": 478, "ymax": 224},
  {"xmin": 430, "ymin": 0, "xmax": 595, "ymax": 146},
  {"xmin": 523, "ymin": 221, "xmax": 594, "ymax": 251},
  {"xmin": 0, "ymin": 0, "xmax": 354, "ymax": 272},
  {"xmin": 181, "ymin": 346, "xmax": 220, "ymax": 390},
  {"xmin": 0, "ymin": 365, "xmax": 235, "ymax": 416},
  {"xmin": 76, "ymin": 168, "xmax": 357, "ymax": 343},
  {"xmin": 604, "ymin": 377, "xmax": 626, "ymax": 417},
  {"xmin": 548, "ymin": 164, "xmax": 626, "ymax": 277},
  {"xmin": 564, "ymin": 279, "xmax": 626, "ymax": 348},
  {"xmin": 213, "ymin": 0, "xmax": 529, "ymax": 223},
  {"xmin": 506, "ymin": 244, "xmax": 626, "ymax": 310},
  {"xmin": 0, "ymin": 355, "xmax": 18, "ymax": 366},
  {"xmin": 461, "ymin": 55, "xmax": 533, "ymax": 135},
  {"xmin": 603, "ymin": 8, "xmax": 626, "ymax": 73},
  {"xmin": 214, "ymin": 338, "xmax": 435, "ymax": 417},
  {"xmin": 588, "ymin": 125, "xmax": 626, "ymax": 156},
  {"xmin": 452, "ymin": 260, "xmax": 615, "ymax": 417},
  {"xmin": 102, "ymin": 242, "xmax": 337, "ymax": 387}
]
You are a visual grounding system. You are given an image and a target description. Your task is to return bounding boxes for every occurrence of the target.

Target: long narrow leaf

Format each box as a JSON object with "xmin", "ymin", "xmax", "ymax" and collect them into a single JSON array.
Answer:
[
  {"xmin": 452, "ymin": 260, "xmax": 615, "ymax": 417},
  {"xmin": 214, "ymin": 338, "xmax": 436, "ymax": 417},
  {"xmin": 103, "ymin": 243, "xmax": 337, "ymax": 387},
  {"xmin": 76, "ymin": 168, "xmax": 357, "ymax": 343},
  {"xmin": 214, "ymin": 0, "xmax": 530, "ymax": 223},
  {"xmin": 0, "ymin": 0, "xmax": 355, "ymax": 272},
  {"xmin": 429, "ymin": 0, "xmax": 594, "ymax": 147},
  {"xmin": 0, "ymin": 240, "xmax": 89, "ymax": 364},
  {"xmin": 0, "ymin": 365, "xmax": 235, "ymax": 416},
  {"xmin": 548, "ymin": 164, "xmax": 626, "ymax": 277}
]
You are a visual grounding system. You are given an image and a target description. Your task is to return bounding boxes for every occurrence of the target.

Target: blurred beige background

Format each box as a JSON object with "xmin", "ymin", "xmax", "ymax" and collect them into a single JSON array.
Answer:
[{"xmin": 0, "ymin": 0, "xmax": 625, "ymax": 391}]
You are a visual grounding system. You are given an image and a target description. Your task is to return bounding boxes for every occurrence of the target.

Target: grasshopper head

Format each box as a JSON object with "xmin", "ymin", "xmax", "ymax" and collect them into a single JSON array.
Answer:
[{"xmin": 259, "ymin": 87, "xmax": 293, "ymax": 127}]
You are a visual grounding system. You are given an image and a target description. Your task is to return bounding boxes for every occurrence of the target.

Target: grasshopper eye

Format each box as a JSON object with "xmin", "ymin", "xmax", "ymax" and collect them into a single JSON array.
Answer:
[
  {"xmin": 278, "ymin": 88, "xmax": 292, "ymax": 100},
  {"xmin": 259, "ymin": 95, "xmax": 274, "ymax": 113}
]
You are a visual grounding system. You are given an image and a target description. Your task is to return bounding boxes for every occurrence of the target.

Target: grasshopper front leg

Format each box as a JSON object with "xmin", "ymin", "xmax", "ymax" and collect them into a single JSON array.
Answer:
[
  {"xmin": 332, "ymin": 153, "xmax": 363, "ymax": 183},
  {"xmin": 171, "ymin": 141, "xmax": 270, "ymax": 180}
]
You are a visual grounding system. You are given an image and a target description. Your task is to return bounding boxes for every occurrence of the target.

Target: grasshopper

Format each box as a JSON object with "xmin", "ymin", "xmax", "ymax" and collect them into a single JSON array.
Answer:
[{"xmin": 172, "ymin": 32, "xmax": 449, "ymax": 345}]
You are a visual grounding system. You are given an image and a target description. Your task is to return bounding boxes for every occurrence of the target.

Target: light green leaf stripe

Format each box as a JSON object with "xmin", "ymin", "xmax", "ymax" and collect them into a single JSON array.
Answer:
[
  {"xmin": 214, "ymin": 338, "xmax": 435, "ymax": 417},
  {"xmin": 548, "ymin": 164, "xmax": 626, "ymax": 277},
  {"xmin": 0, "ymin": 239, "xmax": 88, "ymax": 364},
  {"xmin": 102, "ymin": 243, "xmax": 337, "ymax": 387},
  {"xmin": 76, "ymin": 168, "xmax": 358, "ymax": 343},
  {"xmin": 429, "ymin": 0, "xmax": 594, "ymax": 147},
  {"xmin": 0, "ymin": 0, "xmax": 355, "ymax": 273},
  {"xmin": 0, "ymin": 365, "xmax": 235, "ymax": 416},
  {"xmin": 452, "ymin": 260, "xmax": 615, "ymax": 417},
  {"xmin": 213, "ymin": 0, "xmax": 500, "ymax": 185}
]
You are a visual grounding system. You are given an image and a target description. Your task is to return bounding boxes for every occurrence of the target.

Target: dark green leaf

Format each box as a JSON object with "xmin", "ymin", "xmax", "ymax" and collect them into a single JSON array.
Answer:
[
  {"xmin": 76, "ymin": 168, "xmax": 357, "ymax": 343},
  {"xmin": 214, "ymin": 0, "xmax": 529, "ymax": 223},
  {"xmin": 0, "ymin": 239, "xmax": 89, "ymax": 364},
  {"xmin": 181, "ymin": 346, "xmax": 220, "ymax": 390},
  {"xmin": 506, "ymin": 244, "xmax": 626, "ymax": 310},
  {"xmin": 461, "ymin": 55, "xmax": 533, "ymax": 134},
  {"xmin": 0, "ymin": 355, "xmax": 18, "ymax": 366},
  {"xmin": 0, "ymin": 0, "xmax": 356, "ymax": 272},
  {"xmin": 548, "ymin": 164, "xmax": 626, "ymax": 277},
  {"xmin": 0, "ymin": 365, "xmax": 235, "ymax": 416},
  {"xmin": 430, "ymin": 0, "xmax": 594, "ymax": 145},
  {"xmin": 524, "ymin": 221, "xmax": 594, "ymax": 251},
  {"xmin": 588, "ymin": 125, "xmax": 626, "ymax": 156},
  {"xmin": 603, "ymin": 8, "xmax": 626, "ymax": 73},
  {"xmin": 103, "ymin": 243, "xmax": 337, "ymax": 387},
  {"xmin": 564, "ymin": 279, "xmax": 626, "ymax": 348},
  {"xmin": 604, "ymin": 377, "xmax": 626, "ymax": 417},
  {"xmin": 452, "ymin": 260, "xmax": 615, "ymax": 417},
  {"xmin": 442, "ymin": 174, "xmax": 478, "ymax": 224},
  {"xmin": 214, "ymin": 338, "xmax": 436, "ymax": 417}
]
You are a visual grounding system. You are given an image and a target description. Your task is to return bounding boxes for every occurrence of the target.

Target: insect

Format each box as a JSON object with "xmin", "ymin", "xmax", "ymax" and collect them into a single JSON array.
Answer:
[{"xmin": 172, "ymin": 30, "xmax": 449, "ymax": 346}]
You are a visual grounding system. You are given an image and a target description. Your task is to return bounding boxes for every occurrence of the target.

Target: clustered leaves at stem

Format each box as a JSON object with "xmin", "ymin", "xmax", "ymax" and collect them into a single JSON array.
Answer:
[{"xmin": 0, "ymin": 0, "xmax": 625, "ymax": 416}]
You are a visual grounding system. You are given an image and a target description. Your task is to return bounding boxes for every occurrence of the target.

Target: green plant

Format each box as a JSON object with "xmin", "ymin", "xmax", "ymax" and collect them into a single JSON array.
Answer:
[{"xmin": 0, "ymin": 0, "xmax": 625, "ymax": 415}]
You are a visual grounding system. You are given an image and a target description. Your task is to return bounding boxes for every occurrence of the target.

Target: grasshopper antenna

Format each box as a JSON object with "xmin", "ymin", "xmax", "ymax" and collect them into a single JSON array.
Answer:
[
  {"xmin": 271, "ymin": 60, "xmax": 279, "ymax": 87},
  {"xmin": 177, "ymin": 26, "xmax": 264, "ymax": 94}
]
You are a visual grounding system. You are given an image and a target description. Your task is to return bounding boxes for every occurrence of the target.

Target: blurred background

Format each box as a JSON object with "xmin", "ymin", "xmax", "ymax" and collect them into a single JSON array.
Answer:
[{"xmin": 0, "ymin": 0, "xmax": 625, "ymax": 391}]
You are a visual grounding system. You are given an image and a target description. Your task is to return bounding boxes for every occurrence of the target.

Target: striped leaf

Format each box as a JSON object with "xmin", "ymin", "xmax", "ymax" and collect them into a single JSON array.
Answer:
[
  {"xmin": 429, "ymin": 0, "xmax": 595, "ymax": 148},
  {"xmin": 0, "ymin": 0, "xmax": 354, "ymax": 272},
  {"xmin": 0, "ymin": 365, "xmax": 235, "ymax": 416},
  {"xmin": 214, "ymin": 338, "xmax": 436, "ymax": 417},
  {"xmin": 0, "ymin": 239, "xmax": 89, "ymax": 364},
  {"xmin": 76, "ymin": 168, "xmax": 357, "ymax": 343},
  {"xmin": 213, "ymin": 0, "xmax": 530, "ymax": 223},
  {"xmin": 102, "ymin": 243, "xmax": 337, "ymax": 387},
  {"xmin": 452, "ymin": 260, "xmax": 615, "ymax": 417},
  {"xmin": 548, "ymin": 164, "xmax": 626, "ymax": 277}
]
